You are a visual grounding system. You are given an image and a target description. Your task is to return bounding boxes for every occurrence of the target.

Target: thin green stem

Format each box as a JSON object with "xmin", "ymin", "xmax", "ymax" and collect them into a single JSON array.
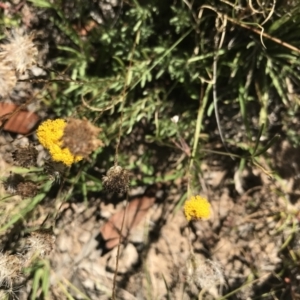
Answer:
[
  {"xmin": 129, "ymin": 28, "xmax": 193, "ymax": 93},
  {"xmin": 114, "ymin": 30, "xmax": 139, "ymax": 166},
  {"xmin": 187, "ymin": 84, "xmax": 212, "ymax": 197}
]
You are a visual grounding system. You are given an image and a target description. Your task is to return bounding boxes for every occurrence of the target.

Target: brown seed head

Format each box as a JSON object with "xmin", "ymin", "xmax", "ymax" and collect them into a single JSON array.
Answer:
[
  {"xmin": 3, "ymin": 174, "xmax": 38, "ymax": 198},
  {"xmin": 27, "ymin": 228, "xmax": 56, "ymax": 258},
  {"xmin": 185, "ymin": 255, "xmax": 224, "ymax": 290},
  {"xmin": 12, "ymin": 144, "xmax": 38, "ymax": 168},
  {"xmin": 3, "ymin": 173, "xmax": 24, "ymax": 195},
  {"xmin": 16, "ymin": 181, "xmax": 38, "ymax": 198},
  {"xmin": 102, "ymin": 165, "xmax": 130, "ymax": 193},
  {"xmin": 62, "ymin": 118, "xmax": 104, "ymax": 158}
]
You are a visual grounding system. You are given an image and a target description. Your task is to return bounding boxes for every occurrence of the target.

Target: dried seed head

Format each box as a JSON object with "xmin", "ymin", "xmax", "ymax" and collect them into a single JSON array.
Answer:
[
  {"xmin": 0, "ymin": 253, "xmax": 23, "ymax": 288},
  {"xmin": 102, "ymin": 165, "xmax": 130, "ymax": 193},
  {"xmin": 185, "ymin": 255, "xmax": 224, "ymax": 291},
  {"xmin": 0, "ymin": 62, "xmax": 17, "ymax": 97},
  {"xmin": 62, "ymin": 118, "xmax": 104, "ymax": 157},
  {"xmin": 0, "ymin": 29, "xmax": 38, "ymax": 74},
  {"xmin": 16, "ymin": 181, "xmax": 38, "ymax": 198},
  {"xmin": 27, "ymin": 228, "xmax": 55, "ymax": 258},
  {"xmin": 3, "ymin": 173, "xmax": 24, "ymax": 195},
  {"xmin": 12, "ymin": 144, "xmax": 38, "ymax": 168},
  {"xmin": 3, "ymin": 174, "xmax": 38, "ymax": 198}
]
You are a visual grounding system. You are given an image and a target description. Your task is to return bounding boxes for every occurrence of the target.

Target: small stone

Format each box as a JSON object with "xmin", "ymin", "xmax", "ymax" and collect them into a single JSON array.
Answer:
[
  {"xmin": 107, "ymin": 243, "xmax": 138, "ymax": 274},
  {"xmin": 78, "ymin": 231, "xmax": 91, "ymax": 244}
]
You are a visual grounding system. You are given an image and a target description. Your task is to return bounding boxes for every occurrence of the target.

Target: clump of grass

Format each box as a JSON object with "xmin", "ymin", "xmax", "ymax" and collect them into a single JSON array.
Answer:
[{"xmin": 0, "ymin": 229, "xmax": 55, "ymax": 297}]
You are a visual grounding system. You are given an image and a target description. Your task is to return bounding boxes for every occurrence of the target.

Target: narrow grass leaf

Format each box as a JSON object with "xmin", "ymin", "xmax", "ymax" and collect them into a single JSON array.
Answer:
[
  {"xmin": 253, "ymin": 134, "xmax": 280, "ymax": 157},
  {"xmin": 252, "ymin": 123, "xmax": 265, "ymax": 157}
]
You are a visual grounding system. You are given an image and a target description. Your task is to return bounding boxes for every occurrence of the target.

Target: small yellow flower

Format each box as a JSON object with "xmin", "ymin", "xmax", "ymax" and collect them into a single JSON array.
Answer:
[
  {"xmin": 37, "ymin": 119, "xmax": 83, "ymax": 166},
  {"xmin": 184, "ymin": 195, "xmax": 211, "ymax": 221}
]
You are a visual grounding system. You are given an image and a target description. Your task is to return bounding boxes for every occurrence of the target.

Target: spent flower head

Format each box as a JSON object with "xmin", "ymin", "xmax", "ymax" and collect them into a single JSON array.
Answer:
[
  {"xmin": 3, "ymin": 173, "xmax": 39, "ymax": 198},
  {"xmin": 0, "ymin": 29, "xmax": 38, "ymax": 74},
  {"xmin": 0, "ymin": 253, "xmax": 23, "ymax": 288},
  {"xmin": 102, "ymin": 165, "xmax": 130, "ymax": 193},
  {"xmin": 62, "ymin": 118, "xmax": 104, "ymax": 157},
  {"xmin": 184, "ymin": 195, "xmax": 211, "ymax": 221},
  {"xmin": 37, "ymin": 119, "xmax": 83, "ymax": 166},
  {"xmin": 16, "ymin": 181, "xmax": 39, "ymax": 198},
  {"xmin": 12, "ymin": 144, "xmax": 38, "ymax": 168},
  {"xmin": 26, "ymin": 228, "xmax": 56, "ymax": 259},
  {"xmin": 3, "ymin": 173, "xmax": 24, "ymax": 195},
  {"xmin": 185, "ymin": 254, "xmax": 224, "ymax": 291}
]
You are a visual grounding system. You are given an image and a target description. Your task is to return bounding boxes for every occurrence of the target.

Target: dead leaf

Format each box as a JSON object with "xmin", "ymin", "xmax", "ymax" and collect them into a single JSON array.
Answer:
[
  {"xmin": 100, "ymin": 186, "xmax": 157, "ymax": 249},
  {"xmin": 0, "ymin": 102, "xmax": 39, "ymax": 134}
]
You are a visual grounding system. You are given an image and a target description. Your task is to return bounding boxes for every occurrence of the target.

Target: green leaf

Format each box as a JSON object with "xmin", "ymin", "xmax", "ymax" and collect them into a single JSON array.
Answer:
[
  {"xmin": 253, "ymin": 134, "xmax": 280, "ymax": 157},
  {"xmin": 28, "ymin": 0, "xmax": 53, "ymax": 8},
  {"xmin": 252, "ymin": 123, "xmax": 265, "ymax": 157}
]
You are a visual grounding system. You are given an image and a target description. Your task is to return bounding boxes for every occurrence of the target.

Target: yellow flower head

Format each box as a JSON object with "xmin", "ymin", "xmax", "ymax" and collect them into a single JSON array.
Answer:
[
  {"xmin": 184, "ymin": 195, "xmax": 211, "ymax": 221},
  {"xmin": 37, "ymin": 119, "xmax": 83, "ymax": 166}
]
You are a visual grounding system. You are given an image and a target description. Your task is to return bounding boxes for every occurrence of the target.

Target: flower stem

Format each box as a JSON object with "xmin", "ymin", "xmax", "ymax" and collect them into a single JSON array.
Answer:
[{"xmin": 187, "ymin": 83, "xmax": 212, "ymax": 197}]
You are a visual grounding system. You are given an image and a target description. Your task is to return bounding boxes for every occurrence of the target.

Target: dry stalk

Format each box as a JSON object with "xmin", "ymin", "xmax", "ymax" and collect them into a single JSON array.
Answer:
[
  {"xmin": 111, "ymin": 29, "xmax": 139, "ymax": 299},
  {"xmin": 199, "ymin": 4, "xmax": 300, "ymax": 54},
  {"xmin": 111, "ymin": 192, "xmax": 129, "ymax": 300}
]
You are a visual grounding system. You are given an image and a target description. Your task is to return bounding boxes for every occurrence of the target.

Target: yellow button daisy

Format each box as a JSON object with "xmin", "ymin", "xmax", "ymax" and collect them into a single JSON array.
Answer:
[
  {"xmin": 184, "ymin": 195, "xmax": 211, "ymax": 221},
  {"xmin": 37, "ymin": 119, "xmax": 83, "ymax": 166}
]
